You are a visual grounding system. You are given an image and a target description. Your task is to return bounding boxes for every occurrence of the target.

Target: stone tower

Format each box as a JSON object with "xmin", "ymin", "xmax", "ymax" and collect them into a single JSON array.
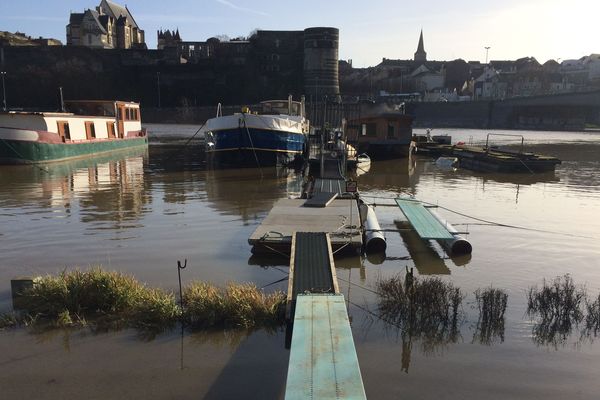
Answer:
[
  {"xmin": 303, "ymin": 27, "xmax": 340, "ymax": 99},
  {"xmin": 414, "ymin": 29, "xmax": 427, "ymax": 63}
]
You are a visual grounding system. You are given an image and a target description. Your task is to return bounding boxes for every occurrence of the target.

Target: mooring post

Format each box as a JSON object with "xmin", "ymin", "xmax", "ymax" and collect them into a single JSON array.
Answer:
[
  {"xmin": 177, "ymin": 259, "xmax": 187, "ymax": 308},
  {"xmin": 11, "ymin": 277, "xmax": 34, "ymax": 310}
]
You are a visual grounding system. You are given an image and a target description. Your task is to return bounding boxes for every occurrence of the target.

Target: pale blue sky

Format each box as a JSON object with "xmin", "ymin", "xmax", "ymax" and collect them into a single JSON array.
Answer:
[{"xmin": 1, "ymin": 0, "xmax": 598, "ymax": 67}]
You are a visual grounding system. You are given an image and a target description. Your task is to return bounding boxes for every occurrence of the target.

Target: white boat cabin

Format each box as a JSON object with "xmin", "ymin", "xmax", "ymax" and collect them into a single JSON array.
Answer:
[{"xmin": 0, "ymin": 100, "xmax": 142, "ymax": 142}]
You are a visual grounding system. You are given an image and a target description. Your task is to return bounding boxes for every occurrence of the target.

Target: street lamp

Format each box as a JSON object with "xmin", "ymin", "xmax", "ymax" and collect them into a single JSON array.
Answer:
[
  {"xmin": 1, "ymin": 71, "xmax": 6, "ymax": 112},
  {"xmin": 484, "ymin": 46, "xmax": 491, "ymax": 65}
]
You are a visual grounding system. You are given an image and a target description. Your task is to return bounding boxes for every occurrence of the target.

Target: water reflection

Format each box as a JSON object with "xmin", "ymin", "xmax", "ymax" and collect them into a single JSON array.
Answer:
[
  {"xmin": 0, "ymin": 148, "xmax": 150, "ymax": 231},
  {"xmin": 357, "ymin": 157, "xmax": 417, "ymax": 193},
  {"xmin": 395, "ymin": 221, "xmax": 450, "ymax": 275},
  {"xmin": 204, "ymin": 166, "xmax": 303, "ymax": 221}
]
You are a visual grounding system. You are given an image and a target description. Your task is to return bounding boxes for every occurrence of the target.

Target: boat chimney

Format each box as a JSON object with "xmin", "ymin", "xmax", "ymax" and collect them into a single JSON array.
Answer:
[{"xmin": 58, "ymin": 86, "xmax": 65, "ymax": 112}]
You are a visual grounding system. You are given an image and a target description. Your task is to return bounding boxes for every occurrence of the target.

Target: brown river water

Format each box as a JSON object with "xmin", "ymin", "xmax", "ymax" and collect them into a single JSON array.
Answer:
[{"xmin": 0, "ymin": 125, "xmax": 599, "ymax": 399}]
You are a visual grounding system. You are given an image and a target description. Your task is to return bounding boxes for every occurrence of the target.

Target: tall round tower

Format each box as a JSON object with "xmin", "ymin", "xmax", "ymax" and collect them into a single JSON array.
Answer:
[{"xmin": 303, "ymin": 27, "xmax": 340, "ymax": 99}]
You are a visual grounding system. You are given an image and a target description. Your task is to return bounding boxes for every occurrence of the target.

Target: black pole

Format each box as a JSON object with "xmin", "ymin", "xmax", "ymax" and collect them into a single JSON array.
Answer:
[
  {"xmin": 177, "ymin": 259, "xmax": 187, "ymax": 307},
  {"xmin": 1, "ymin": 71, "xmax": 6, "ymax": 112}
]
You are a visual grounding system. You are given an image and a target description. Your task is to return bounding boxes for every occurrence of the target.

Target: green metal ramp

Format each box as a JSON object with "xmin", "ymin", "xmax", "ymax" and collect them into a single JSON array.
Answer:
[
  {"xmin": 285, "ymin": 294, "xmax": 367, "ymax": 400},
  {"xmin": 395, "ymin": 198, "xmax": 454, "ymax": 240}
]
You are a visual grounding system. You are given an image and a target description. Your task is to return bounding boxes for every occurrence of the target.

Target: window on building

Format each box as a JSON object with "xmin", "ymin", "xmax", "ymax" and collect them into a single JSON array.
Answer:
[
  {"xmin": 365, "ymin": 123, "xmax": 377, "ymax": 137},
  {"xmin": 387, "ymin": 123, "xmax": 395, "ymax": 139}
]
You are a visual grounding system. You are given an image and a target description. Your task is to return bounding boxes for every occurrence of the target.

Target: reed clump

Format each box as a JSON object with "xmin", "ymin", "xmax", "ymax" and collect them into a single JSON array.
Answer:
[
  {"xmin": 473, "ymin": 287, "xmax": 508, "ymax": 345},
  {"xmin": 3, "ymin": 268, "xmax": 284, "ymax": 333},
  {"xmin": 584, "ymin": 293, "xmax": 600, "ymax": 337},
  {"xmin": 527, "ymin": 274, "xmax": 586, "ymax": 346},
  {"xmin": 183, "ymin": 281, "xmax": 286, "ymax": 329},
  {"xmin": 376, "ymin": 273, "xmax": 463, "ymax": 351}
]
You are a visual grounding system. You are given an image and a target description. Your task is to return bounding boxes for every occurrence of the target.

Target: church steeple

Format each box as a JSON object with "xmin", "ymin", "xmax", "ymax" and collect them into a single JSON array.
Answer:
[{"xmin": 414, "ymin": 29, "xmax": 427, "ymax": 63}]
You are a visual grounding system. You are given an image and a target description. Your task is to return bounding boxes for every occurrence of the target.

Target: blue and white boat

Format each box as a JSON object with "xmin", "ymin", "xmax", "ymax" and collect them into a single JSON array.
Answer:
[{"xmin": 203, "ymin": 97, "xmax": 310, "ymax": 167}]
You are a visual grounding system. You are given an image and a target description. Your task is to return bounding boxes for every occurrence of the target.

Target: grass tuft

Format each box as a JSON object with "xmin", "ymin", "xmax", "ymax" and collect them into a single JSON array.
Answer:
[
  {"xmin": 583, "ymin": 292, "xmax": 600, "ymax": 338},
  {"xmin": 376, "ymin": 273, "xmax": 463, "ymax": 352},
  {"xmin": 527, "ymin": 274, "xmax": 586, "ymax": 346},
  {"xmin": 0, "ymin": 312, "xmax": 19, "ymax": 330},
  {"xmin": 473, "ymin": 287, "xmax": 508, "ymax": 345},
  {"xmin": 183, "ymin": 281, "xmax": 285, "ymax": 329},
  {"xmin": 8, "ymin": 268, "xmax": 284, "ymax": 334}
]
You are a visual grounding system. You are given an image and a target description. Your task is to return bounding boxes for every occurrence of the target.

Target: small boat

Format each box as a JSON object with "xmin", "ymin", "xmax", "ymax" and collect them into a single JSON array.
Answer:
[
  {"xmin": 204, "ymin": 96, "xmax": 310, "ymax": 167},
  {"xmin": 0, "ymin": 100, "xmax": 147, "ymax": 164},
  {"xmin": 435, "ymin": 156, "xmax": 458, "ymax": 169},
  {"xmin": 412, "ymin": 130, "xmax": 453, "ymax": 155},
  {"xmin": 357, "ymin": 153, "xmax": 371, "ymax": 168}
]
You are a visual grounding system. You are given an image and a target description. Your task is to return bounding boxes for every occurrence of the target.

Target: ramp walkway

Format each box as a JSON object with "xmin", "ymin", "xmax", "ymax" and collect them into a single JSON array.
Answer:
[
  {"xmin": 285, "ymin": 294, "xmax": 367, "ymax": 400},
  {"xmin": 395, "ymin": 198, "xmax": 454, "ymax": 240},
  {"xmin": 285, "ymin": 232, "xmax": 366, "ymax": 400}
]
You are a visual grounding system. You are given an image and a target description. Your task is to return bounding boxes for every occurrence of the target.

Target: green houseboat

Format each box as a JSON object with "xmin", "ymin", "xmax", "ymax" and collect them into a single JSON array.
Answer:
[{"xmin": 0, "ymin": 100, "xmax": 147, "ymax": 164}]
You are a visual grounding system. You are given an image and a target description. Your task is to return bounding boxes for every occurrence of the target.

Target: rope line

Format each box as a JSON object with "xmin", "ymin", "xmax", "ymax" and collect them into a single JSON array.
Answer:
[
  {"xmin": 361, "ymin": 194, "xmax": 598, "ymax": 240},
  {"xmin": 241, "ymin": 114, "xmax": 263, "ymax": 177}
]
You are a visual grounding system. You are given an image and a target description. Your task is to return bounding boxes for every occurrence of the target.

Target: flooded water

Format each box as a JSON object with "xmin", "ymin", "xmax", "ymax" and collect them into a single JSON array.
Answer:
[{"xmin": 1, "ymin": 125, "xmax": 600, "ymax": 399}]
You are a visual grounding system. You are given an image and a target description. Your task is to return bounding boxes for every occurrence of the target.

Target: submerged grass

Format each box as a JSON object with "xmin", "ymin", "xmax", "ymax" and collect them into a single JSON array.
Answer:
[
  {"xmin": 473, "ymin": 287, "xmax": 508, "ymax": 345},
  {"xmin": 583, "ymin": 292, "xmax": 600, "ymax": 338},
  {"xmin": 183, "ymin": 281, "xmax": 285, "ymax": 329},
  {"xmin": 376, "ymin": 272, "xmax": 463, "ymax": 353},
  {"xmin": 527, "ymin": 274, "xmax": 586, "ymax": 347},
  {"xmin": 4, "ymin": 268, "xmax": 284, "ymax": 334}
]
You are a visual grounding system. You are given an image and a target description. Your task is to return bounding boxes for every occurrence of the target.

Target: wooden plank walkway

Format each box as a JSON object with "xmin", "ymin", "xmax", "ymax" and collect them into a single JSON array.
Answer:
[
  {"xmin": 285, "ymin": 294, "xmax": 367, "ymax": 400},
  {"xmin": 395, "ymin": 198, "xmax": 454, "ymax": 240},
  {"xmin": 248, "ymin": 199, "xmax": 362, "ymax": 253},
  {"xmin": 303, "ymin": 192, "xmax": 338, "ymax": 208}
]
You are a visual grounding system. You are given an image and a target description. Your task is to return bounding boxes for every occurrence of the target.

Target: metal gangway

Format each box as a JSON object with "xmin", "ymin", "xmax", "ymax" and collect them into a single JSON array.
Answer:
[{"xmin": 285, "ymin": 232, "xmax": 366, "ymax": 400}]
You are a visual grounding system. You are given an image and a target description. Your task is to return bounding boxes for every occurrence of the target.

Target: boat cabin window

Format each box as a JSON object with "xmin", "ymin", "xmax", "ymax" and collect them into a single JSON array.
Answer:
[
  {"xmin": 57, "ymin": 121, "xmax": 71, "ymax": 141},
  {"xmin": 260, "ymin": 101, "xmax": 301, "ymax": 116},
  {"xmin": 364, "ymin": 123, "xmax": 377, "ymax": 137},
  {"xmin": 85, "ymin": 121, "xmax": 96, "ymax": 140},
  {"xmin": 124, "ymin": 108, "xmax": 138, "ymax": 121},
  {"xmin": 118, "ymin": 108, "xmax": 123, "ymax": 120},
  {"xmin": 64, "ymin": 101, "xmax": 115, "ymax": 117},
  {"xmin": 106, "ymin": 122, "xmax": 116, "ymax": 138}
]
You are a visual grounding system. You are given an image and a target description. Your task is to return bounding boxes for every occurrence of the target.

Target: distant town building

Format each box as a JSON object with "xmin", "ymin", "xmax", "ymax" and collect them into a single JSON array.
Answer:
[
  {"xmin": 0, "ymin": 31, "xmax": 62, "ymax": 46},
  {"xmin": 414, "ymin": 30, "xmax": 427, "ymax": 63},
  {"xmin": 66, "ymin": 0, "xmax": 146, "ymax": 49},
  {"xmin": 155, "ymin": 27, "xmax": 340, "ymax": 97}
]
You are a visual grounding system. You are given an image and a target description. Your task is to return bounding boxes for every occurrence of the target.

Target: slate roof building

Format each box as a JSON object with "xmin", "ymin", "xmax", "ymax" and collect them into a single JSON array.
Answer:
[{"xmin": 67, "ymin": 0, "xmax": 146, "ymax": 49}]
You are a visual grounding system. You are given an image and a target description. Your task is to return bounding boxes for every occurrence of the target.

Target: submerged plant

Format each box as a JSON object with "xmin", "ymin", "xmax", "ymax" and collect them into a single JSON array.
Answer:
[
  {"xmin": 527, "ymin": 274, "xmax": 586, "ymax": 347},
  {"xmin": 20, "ymin": 268, "xmax": 144, "ymax": 321},
  {"xmin": 376, "ymin": 272, "xmax": 463, "ymax": 353},
  {"xmin": 0, "ymin": 312, "xmax": 19, "ymax": 330},
  {"xmin": 9, "ymin": 268, "xmax": 285, "ymax": 335},
  {"xmin": 583, "ymin": 292, "xmax": 600, "ymax": 338},
  {"xmin": 183, "ymin": 281, "xmax": 285, "ymax": 329},
  {"xmin": 473, "ymin": 287, "xmax": 508, "ymax": 345}
]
